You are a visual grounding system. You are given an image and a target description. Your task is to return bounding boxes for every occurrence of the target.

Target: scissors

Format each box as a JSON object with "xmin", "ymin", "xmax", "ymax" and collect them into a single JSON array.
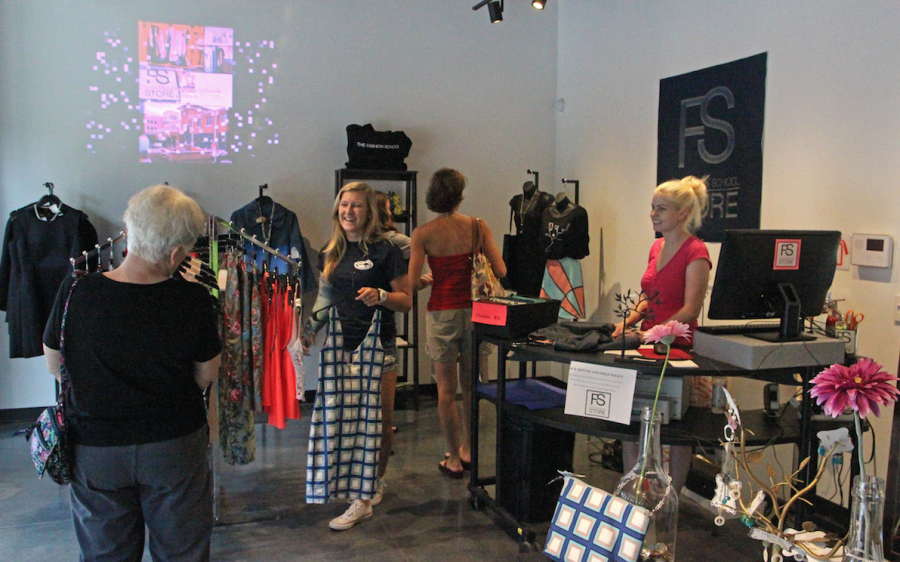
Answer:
[{"xmin": 845, "ymin": 309, "xmax": 864, "ymax": 330}]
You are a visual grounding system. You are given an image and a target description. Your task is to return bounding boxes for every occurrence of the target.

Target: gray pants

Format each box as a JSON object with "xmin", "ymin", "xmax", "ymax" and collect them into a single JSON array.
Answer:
[{"xmin": 70, "ymin": 426, "xmax": 213, "ymax": 562}]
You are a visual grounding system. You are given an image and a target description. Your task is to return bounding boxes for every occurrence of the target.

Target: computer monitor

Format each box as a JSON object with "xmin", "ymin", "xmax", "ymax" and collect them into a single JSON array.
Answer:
[{"xmin": 707, "ymin": 229, "xmax": 841, "ymax": 342}]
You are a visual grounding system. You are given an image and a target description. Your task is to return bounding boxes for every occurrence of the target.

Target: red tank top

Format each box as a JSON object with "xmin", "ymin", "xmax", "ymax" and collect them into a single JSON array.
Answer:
[{"xmin": 427, "ymin": 253, "xmax": 472, "ymax": 311}]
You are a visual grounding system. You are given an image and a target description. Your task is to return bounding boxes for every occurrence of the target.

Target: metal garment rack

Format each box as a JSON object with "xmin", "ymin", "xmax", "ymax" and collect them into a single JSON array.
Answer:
[
  {"xmin": 70, "ymin": 231, "xmax": 126, "ymax": 270},
  {"xmin": 207, "ymin": 215, "xmax": 304, "ymax": 525},
  {"xmin": 334, "ymin": 168, "xmax": 420, "ymax": 411},
  {"xmin": 211, "ymin": 216, "xmax": 301, "ymax": 271}
]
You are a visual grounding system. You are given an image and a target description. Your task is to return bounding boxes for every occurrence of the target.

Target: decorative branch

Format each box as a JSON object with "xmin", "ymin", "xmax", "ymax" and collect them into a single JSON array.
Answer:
[
  {"xmin": 613, "ymin": 289, "xmax": 659, "ymax": 356},
  {"xmin": 712, "ymin": 390, "xmax": 847, "ymax": 561}
]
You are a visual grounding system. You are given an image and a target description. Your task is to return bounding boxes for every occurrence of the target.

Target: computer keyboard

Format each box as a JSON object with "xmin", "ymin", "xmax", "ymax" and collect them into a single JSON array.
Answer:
[{"xmin": 695, "ymin": 323, "xmax": 782, "ymax": 336}]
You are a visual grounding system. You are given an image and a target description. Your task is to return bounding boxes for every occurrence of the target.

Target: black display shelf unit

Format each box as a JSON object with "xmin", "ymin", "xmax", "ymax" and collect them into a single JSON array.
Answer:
[
  {"xmin": 468, "ymin": 333, "xmax": 839, "ymax": 548},
  {"xmin": 335, "ymin": 168, "xmax": 420, "ymax": 410}
]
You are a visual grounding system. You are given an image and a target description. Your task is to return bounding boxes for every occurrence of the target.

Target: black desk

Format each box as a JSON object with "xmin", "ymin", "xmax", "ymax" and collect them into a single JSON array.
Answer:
[{"xmin": 468, "ymin": 333, "xmax": 830, "ymax": 545}]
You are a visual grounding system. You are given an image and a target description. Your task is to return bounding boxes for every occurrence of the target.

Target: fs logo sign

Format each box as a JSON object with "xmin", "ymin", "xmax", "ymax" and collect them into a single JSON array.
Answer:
[
  {"xmin": 679, "ymin": 86, "xmax": 735, "ymax": 168},
  {"xmin": 585, "ymin": 390, "xmax": 611, "ymax": 419},
  {"xmin": 657, "ymin": 53, "xmax": 767, "ymax": 242}
]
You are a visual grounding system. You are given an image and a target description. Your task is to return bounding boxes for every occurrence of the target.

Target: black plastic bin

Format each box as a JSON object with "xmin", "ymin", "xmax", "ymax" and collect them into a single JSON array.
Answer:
[{"xmin": 496, "ymin": 409, "xmax": 575, "ymax": 524}]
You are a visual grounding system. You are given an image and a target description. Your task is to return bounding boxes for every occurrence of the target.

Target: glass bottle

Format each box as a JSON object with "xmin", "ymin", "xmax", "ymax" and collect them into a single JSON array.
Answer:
[
  {"xmin": 710, "ymin": 377, "xmax": 728, "ymax": 414},
  {"xmin": 842, "ymin": 475, "xmax": 885, "ymax": 562},
  {"xmin": 615, "ymin": 406, "xmax": 679, "ymax": 562}
]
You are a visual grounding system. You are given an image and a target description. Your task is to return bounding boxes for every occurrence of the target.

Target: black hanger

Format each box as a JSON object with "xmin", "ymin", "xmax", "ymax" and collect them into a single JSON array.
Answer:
[
  {"xmin": 37, "ymin": 182, "xmax": 61, "ymax": 208},
  {"xmin": 34, "ymin": 182, "xmax": 64, "ymax": 220},
  {"xmin": 258, "ymin": 183, "xmax": 271, "ymax": 203}
]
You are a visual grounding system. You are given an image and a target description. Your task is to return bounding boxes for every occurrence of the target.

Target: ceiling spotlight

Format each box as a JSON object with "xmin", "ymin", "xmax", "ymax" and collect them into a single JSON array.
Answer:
[
  {"xmin": 533, "ymin": 0, "xmax": 547, "ymax": 9},
  {"xmin": 472, "ymin": 0, "xmax": 503, "ymax": 23},
  {"xmin": 488, "ymin": 0, "xmax": 503, "ymax": 23}
]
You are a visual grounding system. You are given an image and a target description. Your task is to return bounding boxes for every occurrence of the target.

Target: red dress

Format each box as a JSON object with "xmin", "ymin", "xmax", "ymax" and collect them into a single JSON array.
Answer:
[{"xmin": 261, "ymin": 275, "xmax": 300, "ymax": 429}]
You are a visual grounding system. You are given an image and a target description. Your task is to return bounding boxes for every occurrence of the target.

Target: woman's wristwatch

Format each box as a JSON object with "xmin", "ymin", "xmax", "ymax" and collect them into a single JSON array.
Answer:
[{"xmin": 377, "ymin": 288, "xmax": 388, "ymax": 304}]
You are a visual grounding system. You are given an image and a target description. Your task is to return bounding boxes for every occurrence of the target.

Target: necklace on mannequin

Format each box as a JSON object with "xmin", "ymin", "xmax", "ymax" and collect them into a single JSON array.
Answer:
[{"xmin": 518, "ymin": 193, "xmax": 537, "ymax": 232}]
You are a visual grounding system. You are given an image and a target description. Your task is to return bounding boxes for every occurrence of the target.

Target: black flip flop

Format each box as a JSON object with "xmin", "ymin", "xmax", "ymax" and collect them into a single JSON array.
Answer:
[
  {"xmin": 444, "ymin": 453, "xmax": 471, "ymax": 471},
  {"xmin": 438, "ymin": 461, "xmax": 465, "ymax": 480}
]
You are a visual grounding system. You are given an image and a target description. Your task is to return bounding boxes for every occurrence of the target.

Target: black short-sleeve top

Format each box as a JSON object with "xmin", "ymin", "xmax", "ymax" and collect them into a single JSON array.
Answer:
[{"xmin": 43, "ymin": 273, "xmax": 222, "ymax": 447}]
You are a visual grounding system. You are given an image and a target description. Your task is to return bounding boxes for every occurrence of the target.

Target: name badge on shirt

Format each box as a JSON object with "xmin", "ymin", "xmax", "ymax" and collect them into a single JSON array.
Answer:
[{"xmin": 354, "ymin": 259, "xmax": 374, "ymax": 270}]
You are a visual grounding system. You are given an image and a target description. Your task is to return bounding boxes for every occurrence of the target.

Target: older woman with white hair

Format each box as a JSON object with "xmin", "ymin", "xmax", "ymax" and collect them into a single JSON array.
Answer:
[{"xmin": 42, "ymin": 184, "xmax": 222, "ymax": 562}]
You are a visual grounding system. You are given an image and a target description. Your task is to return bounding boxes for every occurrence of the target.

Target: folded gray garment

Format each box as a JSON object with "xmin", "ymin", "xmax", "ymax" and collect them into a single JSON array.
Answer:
[{"xmin": 529, "ymin": 321, "xmax": 641, "ymax": 352}]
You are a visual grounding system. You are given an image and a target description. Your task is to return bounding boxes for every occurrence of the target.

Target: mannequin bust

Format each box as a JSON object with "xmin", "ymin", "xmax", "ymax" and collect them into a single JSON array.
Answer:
[
  {"xmin": 554, "ymin": 192, "xmax": 572, "ymax": 211},
  {"xmin": 511, "ymin": 181, "xmax": 553, "ymax": 234},
  {"xmin": 524, "ymin": 180, "xmax": 537, "ymax": 198}
]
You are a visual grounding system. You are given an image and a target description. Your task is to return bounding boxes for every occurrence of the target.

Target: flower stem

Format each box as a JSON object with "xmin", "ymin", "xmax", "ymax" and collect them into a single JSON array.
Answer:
[
  {"xmin": 854, "ymin": 412, "xmax": 866, "ymax": 480},
  {"xmin": 640, "ymin": 345, "xmax": 670, "ymax": 482}
]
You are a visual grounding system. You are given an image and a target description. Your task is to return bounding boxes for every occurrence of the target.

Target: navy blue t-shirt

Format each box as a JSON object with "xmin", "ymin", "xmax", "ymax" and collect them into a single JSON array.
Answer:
[{"xmin": 316, "ymin": 239, "xmax": 405, "ymax": 351}]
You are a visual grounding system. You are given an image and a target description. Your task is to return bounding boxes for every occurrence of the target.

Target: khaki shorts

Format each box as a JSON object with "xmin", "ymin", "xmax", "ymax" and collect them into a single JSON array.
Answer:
[{"xmin": 425, "ymin": 308, "xmax": 492, "ymax": 363}]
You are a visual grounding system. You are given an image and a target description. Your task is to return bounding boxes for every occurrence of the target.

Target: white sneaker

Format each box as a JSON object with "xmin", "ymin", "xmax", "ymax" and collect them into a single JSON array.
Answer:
[
  {"xmin": 371, "ymin": 479, "xmax": 386, "ymax": 506},
  {"xmin": 329, "ymin": 500, "xmax": 372, "ymax": 531}
]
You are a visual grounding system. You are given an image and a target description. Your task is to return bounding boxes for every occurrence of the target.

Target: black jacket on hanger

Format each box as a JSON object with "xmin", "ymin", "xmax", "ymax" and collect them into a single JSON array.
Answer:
[{"xmin": 0, "ymin": 203, "xmax": 98, "ymax": 358}]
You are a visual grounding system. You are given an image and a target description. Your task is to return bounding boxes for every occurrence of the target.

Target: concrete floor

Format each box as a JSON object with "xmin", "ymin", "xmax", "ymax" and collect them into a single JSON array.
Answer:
[{"xmin": 1, "ymin": 394, "xmax": 763, "ymax": 561}]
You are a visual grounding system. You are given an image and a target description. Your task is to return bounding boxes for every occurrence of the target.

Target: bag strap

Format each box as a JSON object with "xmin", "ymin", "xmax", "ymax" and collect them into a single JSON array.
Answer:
[
  {"xmin": 471, "ymin": 217, "xmax": 482, "ymax": 256},
  {"xmin": 58, "ymin": 271, "xmax": 86, "ymax": 387}
]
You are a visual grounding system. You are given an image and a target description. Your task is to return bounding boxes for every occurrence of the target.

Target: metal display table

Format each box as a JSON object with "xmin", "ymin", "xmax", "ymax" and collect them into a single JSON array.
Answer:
[{"xmin": 468, "ymin": 332, "xmax": 833, "ymax": 547}]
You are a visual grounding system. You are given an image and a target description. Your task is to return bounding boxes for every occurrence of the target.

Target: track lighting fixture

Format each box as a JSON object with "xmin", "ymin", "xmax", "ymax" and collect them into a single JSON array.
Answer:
[
  {"xmin": 532, "ymin": 0, "xmax": 547, "ymax": 9},
  {"xmin": 472, "ymin": 0, "xmax": 503, "ymax": 23},
  {"xmin": 488, "ymin": 1, "xmax": 503, "ymax": 23}
]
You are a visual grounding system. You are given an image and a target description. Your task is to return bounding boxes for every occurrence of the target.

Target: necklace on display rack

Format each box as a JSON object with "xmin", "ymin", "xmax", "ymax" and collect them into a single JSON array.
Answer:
[
  {"xmin": 255, "ymin": 198, "xmax": 276, "ymax": 245},
  {"xmin": 518, "ymin": 192, "xmax": 537, "ymax": 232}
]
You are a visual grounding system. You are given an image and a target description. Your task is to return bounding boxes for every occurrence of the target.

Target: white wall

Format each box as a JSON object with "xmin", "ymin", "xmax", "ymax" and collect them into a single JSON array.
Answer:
[
  {"xmin": 556, "ymin": 0, "xmax": 900, "ymax": 485},
  {"xmin": 0, "ymin": 1, "xmax": 559, "ymax": 408}
]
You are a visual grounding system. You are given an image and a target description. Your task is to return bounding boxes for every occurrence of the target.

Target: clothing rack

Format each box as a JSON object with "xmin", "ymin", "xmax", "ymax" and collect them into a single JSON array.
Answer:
[
  {"xmin": 207, "ymin": 214, "xmax": 307, "ymax": 525},
  {"xmin": 70, "ymin": 231, "xmax": 126, "ymax": 269},
  {"xmin": 212, "ymin": 216, "xmax": 300, "ymax": 271}
]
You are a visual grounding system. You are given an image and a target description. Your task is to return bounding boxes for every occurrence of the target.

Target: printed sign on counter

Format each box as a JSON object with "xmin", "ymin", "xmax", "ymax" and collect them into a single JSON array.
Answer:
[{"xmin": 564, "ymin": 361, "xmax": 637, "ymax": 425}]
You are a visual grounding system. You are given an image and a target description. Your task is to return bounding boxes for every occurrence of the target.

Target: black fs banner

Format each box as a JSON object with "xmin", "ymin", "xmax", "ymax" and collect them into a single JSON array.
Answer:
[{"xmin": 657, "ymin": 53, "xmax": 767, "ymax": 242}]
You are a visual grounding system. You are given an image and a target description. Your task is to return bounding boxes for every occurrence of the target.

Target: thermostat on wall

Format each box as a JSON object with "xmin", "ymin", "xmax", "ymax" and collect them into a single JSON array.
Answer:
[{"xmin": 850, "ymin": 234, "xmax": 893, "ymax": 267}]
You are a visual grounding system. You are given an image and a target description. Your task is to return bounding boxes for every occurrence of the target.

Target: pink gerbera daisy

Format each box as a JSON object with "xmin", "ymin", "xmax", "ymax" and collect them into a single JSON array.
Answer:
[
  {"xmin": 809, "ymin": 357, "xmax": 900, "ymax": 419},
  {"xmin": 642, "ymin": 320, "xmax": 692, "ymax": 346}
]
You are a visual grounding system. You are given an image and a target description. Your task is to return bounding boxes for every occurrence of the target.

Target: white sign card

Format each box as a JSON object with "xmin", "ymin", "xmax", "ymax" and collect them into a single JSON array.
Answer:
[{"xmin": 564, "ymin": 361, "xmax": 637, "ymax": 425}]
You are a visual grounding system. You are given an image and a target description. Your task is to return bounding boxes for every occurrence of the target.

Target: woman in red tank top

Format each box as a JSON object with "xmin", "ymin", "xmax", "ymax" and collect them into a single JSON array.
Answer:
[{"xmin": 408, "ymin": 168, "xmax": 506, "ymax": 478}]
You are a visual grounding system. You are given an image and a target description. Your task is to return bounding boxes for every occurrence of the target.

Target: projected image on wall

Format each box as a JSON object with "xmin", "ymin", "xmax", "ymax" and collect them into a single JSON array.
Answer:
[
  {"xmin": 86, "ymin": 22, "xmax": 280, "ymax": 164},
  {"xmin": 138, "ymin": 22, "xmax": 233, "ymax": 163}
]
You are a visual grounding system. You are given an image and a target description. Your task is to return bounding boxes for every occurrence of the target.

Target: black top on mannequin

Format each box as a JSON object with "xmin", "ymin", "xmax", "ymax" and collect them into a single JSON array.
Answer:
[{"xmin": 541, "ymin": 193, "xmax": 589, "ymax": 260}]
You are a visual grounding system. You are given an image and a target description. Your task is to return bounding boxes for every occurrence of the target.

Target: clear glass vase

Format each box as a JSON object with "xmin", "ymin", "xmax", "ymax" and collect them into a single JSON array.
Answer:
[
  {"xmin": 842, "ymin": 475, "xmax": 885, "ymax": 562},
  {"xmin": 615, "ymin": 406, "xmax": 679, "ymax": 562}
]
